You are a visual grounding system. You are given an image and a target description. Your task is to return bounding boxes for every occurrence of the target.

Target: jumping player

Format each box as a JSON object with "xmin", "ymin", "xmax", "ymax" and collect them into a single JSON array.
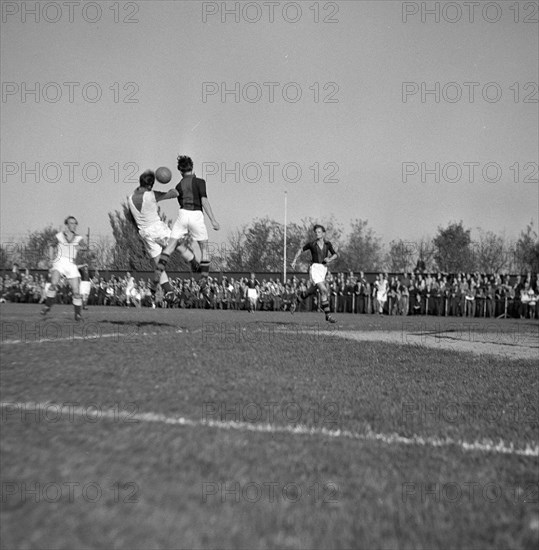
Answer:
[
  {"xmin": 41, "ymin": 216, "xmax": 86, "ymax": 321},
  {"xmin": 154, "ymin": 155, "xmax": 220, "ymax": 286},
  {"xmin": 290, "ymin": 225, "xmax": 338, "ymax": 323},
  {"xmin": 128, "ymin": 169, "xmax": 199, "ymax": 296}
]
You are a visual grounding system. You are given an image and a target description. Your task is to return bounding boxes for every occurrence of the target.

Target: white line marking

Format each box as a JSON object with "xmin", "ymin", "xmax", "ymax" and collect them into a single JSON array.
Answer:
[
  {"xmin": 0, "ymin": 331, "xmax": 165, "ymax": 345},
  {"xmin": 318, "ymin": 330, "xmax": 539, "ymax": 361},
  {"xmin": 2, "ymin": 401, "xmax": 537, "ymax": 457}
]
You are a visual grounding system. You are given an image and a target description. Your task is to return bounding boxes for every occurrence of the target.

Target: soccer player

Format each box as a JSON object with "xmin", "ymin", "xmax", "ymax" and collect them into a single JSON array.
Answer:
[
  {"xmin": 373, "ymin": 273, "xmax": 389, "ymax": 315},
  {"xmin": 290, "ymin": 225, "xmax": 338, "ymax": 323},
  {"xmin": 154, "ymin": 155, "xmax": 220, "ymax": 286},
  {"xmin": 128, "ymin": 169, "xmax": 199, "ymax": 296},
  {"xmin": 41, "ymin": 216, "xmax": 86, "ymax": 321},
  {"xmin": 246, "ymin": 272, "xmax": 260, "ymax": 313}
]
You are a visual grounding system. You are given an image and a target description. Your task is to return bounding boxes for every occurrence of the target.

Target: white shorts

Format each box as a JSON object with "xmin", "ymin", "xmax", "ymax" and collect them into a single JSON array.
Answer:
[
  {"xmin": 139, "ymin": 221, "xmax": 171, "ymax": 258},
  {"xmin": 170, "ymin": 209, "xmax": 208, "ymax": 241},
  {"xmin": 127, "ymin": 287, "xmax": 138, "ymax": 298},
  {"xmin": 80, "ymin": 281, "xmax": 91, "ymax": 297},
  {"xmin": 309, "ymin": 263, "xmax": 327, "ymax": 285},
  {"xmin": 247, "ymin": 288, "xmax": 258, "ymax": 300},
  {"xmin": 51, "ymin": 259, "xmax": 80, "ymax": 280}
]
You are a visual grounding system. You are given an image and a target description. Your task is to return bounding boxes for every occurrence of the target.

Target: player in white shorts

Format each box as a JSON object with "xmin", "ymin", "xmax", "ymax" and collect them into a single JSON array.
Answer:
[
  {"xmin": 154, "ymin": 155, "xmax": 220, "ymax": 287},
  {"xmin": 41, "ymin": 216, "xmax": 86, "ymax": 321},
  {"xmin": 128, "ymin": 169, "xmax": 199, "ymax": 296},
  {"xmin": 246, "ymin": 273, "xmax": 260, "ymax": 313},
  {"xmin": 291, "ymin": 224, "xmax": 338, "ymax": 323}
]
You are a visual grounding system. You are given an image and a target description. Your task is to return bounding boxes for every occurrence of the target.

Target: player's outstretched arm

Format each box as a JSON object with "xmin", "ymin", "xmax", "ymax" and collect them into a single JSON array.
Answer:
[
  {"xmin": 154, "ymin": 189, "xmax": 179, "ymax": 202},
  {"xmin": 201, "ymin": 197, "xmax": 220, "ymax": 230}
]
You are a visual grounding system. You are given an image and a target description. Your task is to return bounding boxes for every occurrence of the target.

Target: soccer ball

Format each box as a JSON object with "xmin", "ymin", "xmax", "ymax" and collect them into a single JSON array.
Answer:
[{"xmin": 155, "ymin": 166, "xmax": 172, "ymax": 184}]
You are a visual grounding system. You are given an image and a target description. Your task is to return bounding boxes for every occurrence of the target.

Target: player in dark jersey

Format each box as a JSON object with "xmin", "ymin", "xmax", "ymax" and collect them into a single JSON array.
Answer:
[
  {"xmin": 154, "ymin": 155, "xmax": 220, "ymax": 286},
  {"xmin": 291, "ymin": 225, "xmax": 338, "ymax": 323}
]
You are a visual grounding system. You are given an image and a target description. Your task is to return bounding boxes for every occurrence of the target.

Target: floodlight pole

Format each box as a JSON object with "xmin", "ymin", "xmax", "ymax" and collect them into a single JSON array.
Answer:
[{"xmin": 283, "ymin": 190, "xmax": 287, "ymax": 283}]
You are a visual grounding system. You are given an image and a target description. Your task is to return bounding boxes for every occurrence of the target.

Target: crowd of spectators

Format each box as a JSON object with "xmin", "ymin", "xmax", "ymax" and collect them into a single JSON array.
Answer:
[{"xmin": 1, "ymin": 265, "xmax": 538, "ymax": 319}]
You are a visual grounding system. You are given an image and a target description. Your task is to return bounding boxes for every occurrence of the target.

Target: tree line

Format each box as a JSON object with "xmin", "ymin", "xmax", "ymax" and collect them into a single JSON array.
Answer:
[{"xmin": 1, "ymin": 202, "xmax": 538, "ymax": 275}]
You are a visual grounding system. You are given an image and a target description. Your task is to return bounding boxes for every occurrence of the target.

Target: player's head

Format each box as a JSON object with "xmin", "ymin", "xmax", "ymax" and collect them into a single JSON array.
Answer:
[
  {"xmin": 139, "ymin": 169, "xmax": 155, "ymax": 189},
  {"xmin": 177, "ymin": 155, "xmax": 194, "ymax": 174},
  {"xmin": 313, "ymin": 224, "xmax": 326, "ymax": 237},
  {"xmin": 64, "ymin": 216, "xmax": 78, "ymax": 231}
]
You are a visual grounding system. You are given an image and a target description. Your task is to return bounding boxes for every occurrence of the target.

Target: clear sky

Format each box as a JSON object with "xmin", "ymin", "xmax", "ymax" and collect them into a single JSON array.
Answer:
[{"xmin": 1, "ymin": 0, "xmax": 538, "ymax": 247}]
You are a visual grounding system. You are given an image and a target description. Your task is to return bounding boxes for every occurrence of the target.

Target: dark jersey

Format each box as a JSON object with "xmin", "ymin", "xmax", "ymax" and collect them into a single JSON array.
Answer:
[
  {"xmin": 302, "ymin": 240, "xmax": 336, "ymax": 264},
  {"xmin": 175, "ymin": 175, "xmax": 207, "ymax": 211}
]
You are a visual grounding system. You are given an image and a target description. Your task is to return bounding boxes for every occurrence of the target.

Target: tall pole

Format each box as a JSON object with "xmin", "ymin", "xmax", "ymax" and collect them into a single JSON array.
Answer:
[
  {"xmin": 283, "ymin": 191, "xmax": 287, "ymax": 283},
  {"xmin": 86, "ymin": 227, "xmax": 91, "ymax": 268}
]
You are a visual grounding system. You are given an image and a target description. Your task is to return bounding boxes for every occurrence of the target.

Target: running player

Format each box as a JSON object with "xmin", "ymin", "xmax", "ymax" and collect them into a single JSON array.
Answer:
[
  {"xmin": 154, "ymin": 155, "xmax": 220, "ymax": 286},
  {"xmin": 41, "ymin": 216, "xmax": 86, "ymax": 321},
  {"xmin": 128, "ymin": 169, "xmax": 199, "ymax": 297},
  {"xmin": 290, "ymin": 225, "xmax": 338, "ymax": 323}
]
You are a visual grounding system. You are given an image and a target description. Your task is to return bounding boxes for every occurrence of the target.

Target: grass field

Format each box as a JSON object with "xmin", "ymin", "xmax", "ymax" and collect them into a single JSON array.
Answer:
[{"xmin": 1, "ymin": 303, "xmax": 538, "ymax": 550}]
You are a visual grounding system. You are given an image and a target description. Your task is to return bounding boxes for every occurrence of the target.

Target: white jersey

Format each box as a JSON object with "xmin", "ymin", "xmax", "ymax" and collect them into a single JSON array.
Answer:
[
  {"xmin": 126, "ymin": 276, "xmax": 136, "ymax": 296},
  {"xmin": 128, "ymin": 190, "xmax": 161, "ymax": 230},
  {"xmin": 53, "ymin": 231, "xmax": 83, "ymax": 264},
  {"xmin": 376, "ymin": 280, "xmax": 389, "ymax": 301}
]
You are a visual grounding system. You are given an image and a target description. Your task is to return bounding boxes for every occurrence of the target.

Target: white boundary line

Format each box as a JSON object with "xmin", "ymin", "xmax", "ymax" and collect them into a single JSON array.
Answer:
[
  {"xmin": 0, "ymin": 330, "xmax": 179, "ymax": 345},
  {"xmin": 1, "ymin": 401, "xmax": 537, "ymax": 457}
]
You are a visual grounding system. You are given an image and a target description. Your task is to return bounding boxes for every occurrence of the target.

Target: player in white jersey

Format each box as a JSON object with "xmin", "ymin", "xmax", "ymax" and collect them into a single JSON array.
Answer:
[
  {"xmin": 41, "ymin": 216, "xmax": 86, "ymax": 320},
  {"xmin": 128, "ymin": 169, "xmax": 199, "ymax": 296}
]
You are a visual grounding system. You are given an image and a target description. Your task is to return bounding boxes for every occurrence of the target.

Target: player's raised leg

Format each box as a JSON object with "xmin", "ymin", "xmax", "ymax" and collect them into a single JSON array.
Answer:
[
  {"xmin": 153, "ymin": 236, "xmax": 200, "ymax": 287},
  {"xmin": 151, "ymin": 253, "xmax": 176, "ymax": 298}
]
